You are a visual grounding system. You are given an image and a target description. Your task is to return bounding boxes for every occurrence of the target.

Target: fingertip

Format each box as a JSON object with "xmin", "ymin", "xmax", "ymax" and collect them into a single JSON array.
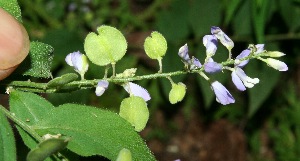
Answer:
[
  {"xmin": 0, "ymin": 8, "xmax": 30, "ymax": 70},
  {"xmin": 0, "ymin": 65, "xmax": 18, "ymax": 81}
]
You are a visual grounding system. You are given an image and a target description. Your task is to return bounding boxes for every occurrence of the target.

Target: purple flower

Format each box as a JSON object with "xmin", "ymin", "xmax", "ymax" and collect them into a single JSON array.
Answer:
[
  {"xmin": 203, "ymin": 35, "xmax": 218, "ymax": 57},
  {"xmin": 234, "ymin": 49, "xmax": 251, "ymax": 68},
  {"xmin": 123, "ymin": 82, "xmax": 151, "ymax": 101},
  {"xmin": 211, "ymin": 26, "xmax": 234, "ymax": 50},
  {"xmin": 254, "ymin": 44, "xmax": 264, "ymax": 54},
  {"xmin": 178, "ymin": 44, "xmax": 202, "ymax": 70},
  {"xmin": 211, "ymin": 81, "xmax": 235, "ymax": 105},
  {"xmin": 178, "ymin": 44, "xmax": 190, "ymax": 62},
  {"xmin": 204, "ymin": 58, "xmax": 222, "ymax": 73},
  {"xmin": 189, "ymin": 57, "xmax": 202, "ymax": 70},
  {"xmin": 95, "ymin": 80, "xmax": 109, "ymax": 96},
  {"xmin": 65, "ymin": 51, "xmax": 89, "ymax": 80},
  {"xmin": 231, "ymin": 67, "xmax": 259, "ymax": 91}
]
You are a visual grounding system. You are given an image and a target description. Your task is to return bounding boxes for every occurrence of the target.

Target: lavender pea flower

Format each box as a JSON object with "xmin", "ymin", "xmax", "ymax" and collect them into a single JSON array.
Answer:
[
  {"xmin": 65, "ymin": 51, "xmax": 89, "ymax": 80},
  {"xmin": 211, "ymin": 81, "xmax": 235, "ymax": 105},
  {"xmin": 211, "ymin": 26, "xmax": 234, "ymax": 51},
  {"xmin": 95, "ymin": 80, "xmax": 109, "ymax": 96},
  {"xmin": 123, "ymin": 82, "xmax": 151, "ymax": 101},
  {"xmin": 231, "ymin": 67, "xmax": 259, "ymax": 91},
  {"xmin": 203, "ymin": 35, "xmax": 218, "ymax": 57},
  {"xmin": 204, "ymin": 58, "xmax": 222, "ymax": 73}
]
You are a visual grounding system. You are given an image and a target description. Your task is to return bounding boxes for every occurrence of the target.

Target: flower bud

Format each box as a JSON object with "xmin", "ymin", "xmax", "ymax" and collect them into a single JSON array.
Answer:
[
  {"xmin": 144, "ymin": 31, "xmax": 167, "ymax": 60},
  {"xmin": 119, "ymin": 96, "xmax": 149, "ymax": 132},
  {"xmin": 263, "ymin": 58, "xmax": 288, "ymax": 71},
  {"xmin": 169, "ymin": 82, "xmax": 186, "ymax": 104},
  {"xmin": 265, "ymin": 51, "xmax": 286, "ymax": 57}
]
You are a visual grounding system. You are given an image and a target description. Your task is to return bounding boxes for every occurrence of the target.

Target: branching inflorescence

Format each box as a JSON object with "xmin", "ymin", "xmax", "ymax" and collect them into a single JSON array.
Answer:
[{"xmin": 63, "ymin": 25, "xmax": 288, "ymax": 132}]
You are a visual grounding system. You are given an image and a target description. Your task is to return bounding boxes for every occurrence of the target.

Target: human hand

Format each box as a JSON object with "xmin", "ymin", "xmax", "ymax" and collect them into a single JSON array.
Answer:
[{"xmin": 0, "ymin": 8, "xmax": 30, "ymax": 80}]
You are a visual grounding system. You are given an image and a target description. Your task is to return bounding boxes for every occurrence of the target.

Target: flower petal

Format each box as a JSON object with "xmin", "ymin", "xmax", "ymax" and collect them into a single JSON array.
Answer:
[
  {"xmin": 235, "ymin": 67, "xmax": 259, "ymax": 88},
  {"xmin": 264, "ymin": 58, "xmax": 288, "ymax": 71},
  {"xmin": 235, "ymin": 49, "xmax": 250, "ymax": 68},
  {"xmin": 203, "ymin": 35, "xmax": 217, "ymax": 56},
  {"xmin": 204, "ymin": 59, "xmax": 222, "ymax": 73},
  {"xmin": 178, "ymin": 44, "xmax": 190, "ymax": 62},
  {"xmin": 123, "ymin": 82, "xmax": 151, "ymax": 101},
  {"xmin": 255, "ymin": 44, "xmax": 264, "ymax": 54},
  {"xmin": 189, "ymin": 57, "xmax": 202, "ymax": 70},
  {"xmin": 95, "ymin": 80, "xmax": 109, "ymax": 96},
  {"xmin": 211, "ymin": 81, "xmax": 235, "ymax": 105},
  {"xmin": 211, "ymin": 26, "xmax": 234, "ymax": 50},
  {"xmin": 231, "ymin": 71, "xmax": 246, "ymax": 91}
]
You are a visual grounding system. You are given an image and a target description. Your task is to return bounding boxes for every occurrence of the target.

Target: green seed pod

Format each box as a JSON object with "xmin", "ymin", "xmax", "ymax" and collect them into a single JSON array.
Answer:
[
  {"xmin": 144, "ymin": 31, "xmax": 167, "ymax": 60},
  {"xmin": 47, "ymin": 73, "xmax": 78, "ymax": 88},
  {"xmin": 26, "ymin": 138, "xmax": 69, "ymax": 161},
  {"xmin": 119, "ymin": 96, "xmax": 149, "ymax": 132},
  {"xmin": 169, "ymin": 82, "xmax": 186, "ymax": 104},
  {"xmin": 84, "ymin": 25, "xmax": 127, "ymax": 66},
  {"xmin": 116, "ymin": 148, "xmax": 132, "ymax": 161}
]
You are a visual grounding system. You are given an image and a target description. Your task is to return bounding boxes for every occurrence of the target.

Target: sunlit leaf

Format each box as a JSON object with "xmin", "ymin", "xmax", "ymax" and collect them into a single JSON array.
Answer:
[
  {"xmin": 34, "ymin": 104, "xmax": 156, "ymax": 161},
  {"xmin": 10, "ymin": 91, "xmax": 55, "ymax": 149}
]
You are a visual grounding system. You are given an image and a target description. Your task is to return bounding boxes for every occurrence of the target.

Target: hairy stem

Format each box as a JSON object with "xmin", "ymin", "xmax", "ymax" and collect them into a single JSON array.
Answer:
[{"xmin": 1, "ymin": 52, "xmax": 263, "ymax": 93}]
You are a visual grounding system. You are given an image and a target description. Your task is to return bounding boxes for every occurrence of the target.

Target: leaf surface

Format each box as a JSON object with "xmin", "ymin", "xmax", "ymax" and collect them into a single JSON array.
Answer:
[{"xmin": 0, "ymin": 110, "xmax": 16, "ymax": 161}]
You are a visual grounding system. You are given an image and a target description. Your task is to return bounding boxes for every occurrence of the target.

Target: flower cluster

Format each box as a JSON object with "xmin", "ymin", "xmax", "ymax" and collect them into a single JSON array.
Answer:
[{"xmin": 178, "ymin": 26, "xmax": 288, "ymax": 105}]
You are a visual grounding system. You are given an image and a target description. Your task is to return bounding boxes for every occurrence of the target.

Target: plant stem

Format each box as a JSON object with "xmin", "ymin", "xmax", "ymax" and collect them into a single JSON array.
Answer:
[{"xmin": 1, "ymin": 52, "xmax": 263, "ymax": 93}]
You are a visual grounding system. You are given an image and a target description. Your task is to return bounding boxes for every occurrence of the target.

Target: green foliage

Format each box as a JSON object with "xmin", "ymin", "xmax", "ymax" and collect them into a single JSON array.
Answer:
[
  {"xmin": 169, "ymin": 82, "xmax": 186, "ymax": 104},
  {"xmin": 144, "ymin": 31, "xmax": 167, "ymax": 60},
  {"xmin": 84, "ymin": 25, "xmax": 127, "ymax": 66},
  {"xmin": 246, "ymin": 61, "xmax": 280, "ymax": 117},
  {"xmin": 0, "ymin": 111, "xmax": 16, "ymax": 161},
  {"xmin": 10, "ymin": 90, "xmax": 155, "ymax": 160},
  {"xmin": 21, "ymin": 41, "xmax": 54, "ymax": 78},
  {"xmin": 35, "ymin": 104, "xmax": 155, "ymax": 160},
  {"xmin": 27, "ymin": 138, "xmax": 69, "ymax": 161},
  {"xmin": 0, "ymin": 0, "xmax": 22, "ymax": 22},
  {"xmin": 10, "ymin": 90, "xmax": 55, "ymax": 149},
  {"xmin": 119, "ymin": 96, "xmax": 149, "ymax": 132}
]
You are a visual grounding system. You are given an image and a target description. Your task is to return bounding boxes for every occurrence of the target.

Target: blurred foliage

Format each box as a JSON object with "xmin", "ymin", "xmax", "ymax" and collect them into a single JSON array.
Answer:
[{"xmin": 15, "ymin": 0, "xmax": 300, "ymax": 160}]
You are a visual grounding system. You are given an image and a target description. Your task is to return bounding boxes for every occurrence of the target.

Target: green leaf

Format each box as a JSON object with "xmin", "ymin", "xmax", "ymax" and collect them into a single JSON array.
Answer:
[
  {"xmin": 119, "ymin": 96, "xmax": 149, "ymax": 132},
  {"xmin": 251, "ymin": 0, "xmax": 273, "ymax": 43},
  {"xmin": 21, "ymin": 41, "xmax": 54, "ymax": 78},
  {"xmin": 169, "ymin": 82, "xmax": 186, "ymax": 104},
  {"xmin": 232, "ymin": 0, "xmax": 252, "ymax": 36},
  {"xmin": 0, "ymin": 110, "xmax": 16, "ymax": 161},
  {"xmin": 246, "ymin": 61, "xmax": 280, "ymax": 117},
  {"xmin": 0, "ymin": 0, "xmax": 22, "ymax": 22},
  {"xmin": 33, "ymin": 104, "xmax": 155, "ymax": 161},
  {"xmin": 278, "ymin": 0, "xmax": 300, "ymax": 32},
  {"xmin": 156, "ymin": 0, "xmax": 189, "ymax": 42},
  {"xmin": 84, "ymin": 25, "xmax": 127, "ymax": 66},
  {"xmin": 10, "ymin": 90, "xmax": 55, "ymax": 149},
  {"xmin": 224, "ymin": 0, "xmax": 242, "ymax": 25},
  {"xmin": 144, "ymin": 31, "xmax": 167, "ymax": 60}
]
